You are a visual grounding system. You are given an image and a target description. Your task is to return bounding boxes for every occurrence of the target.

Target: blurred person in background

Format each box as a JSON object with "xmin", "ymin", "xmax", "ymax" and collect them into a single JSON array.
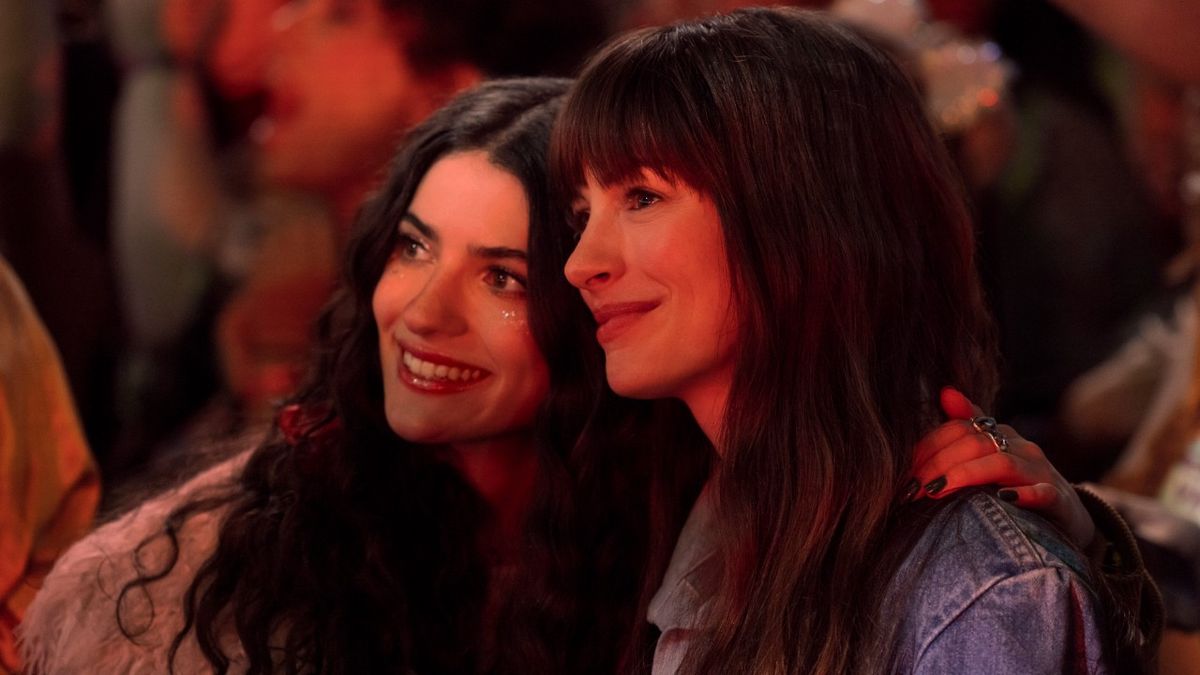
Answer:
[
  {"xmin": 0, "ymin": 257, "xmax": 100, "ymax": 674},
  {"xmin": 104, "ymin": 0, "xmax": 272, "ymax": 479},
  {"xmin": 976, "ymin": 0, "xmax": 1177, "ymax": 480},
  {"xmin": 0, "ymin": 8, "xmax": 109, "ymax": 670},
  {"xmin": 1, "ymin": 0, "xmax": 121, "ymax": 474},
  {"xmin": 1033, "ymin": 1, "xmax": 1200, "ymax": 670}
]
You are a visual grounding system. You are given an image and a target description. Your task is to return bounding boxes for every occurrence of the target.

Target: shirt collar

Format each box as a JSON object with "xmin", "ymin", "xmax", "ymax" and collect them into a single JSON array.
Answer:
[{"xmin": 647, "ymin": 482, "xmax": 724, "ymax": 632}]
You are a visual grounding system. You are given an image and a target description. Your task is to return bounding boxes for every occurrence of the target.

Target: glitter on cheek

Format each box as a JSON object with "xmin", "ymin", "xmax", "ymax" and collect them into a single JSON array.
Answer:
[{"xmin": 497, "ymin": 307, "xmax": 533, "ymax": 333}]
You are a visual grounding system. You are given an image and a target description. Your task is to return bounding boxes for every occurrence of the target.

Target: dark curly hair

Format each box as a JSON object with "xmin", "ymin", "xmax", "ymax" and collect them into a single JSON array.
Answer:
[{"xmin": 114, "ymin": 77, "xmax": 650, "ymax": 675}]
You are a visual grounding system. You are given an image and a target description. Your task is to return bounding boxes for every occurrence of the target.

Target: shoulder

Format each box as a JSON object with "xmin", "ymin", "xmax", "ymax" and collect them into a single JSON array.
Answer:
[
  {"xmin": 18, "ymin": 452, "xmax": 250, "ymax": 674},
  {"xmin": 889, "ymin": 489, "xmax": 1109, "ymax": 674}
]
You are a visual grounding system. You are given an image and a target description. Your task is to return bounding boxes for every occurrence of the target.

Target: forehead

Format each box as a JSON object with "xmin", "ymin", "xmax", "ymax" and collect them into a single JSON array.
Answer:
[{"xmin": 408, "ymin": 152, "xmax": 530, "ymax": 245}]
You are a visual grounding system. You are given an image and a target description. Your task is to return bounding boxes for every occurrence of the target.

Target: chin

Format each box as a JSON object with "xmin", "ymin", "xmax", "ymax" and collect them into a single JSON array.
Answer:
[
  {"xmin": 385, "ymin": 413, "xmax": 444, "ymax": 445},
  {"xmin": 605, "ymin": 364, "xmax": 670, "ymax": 401}
]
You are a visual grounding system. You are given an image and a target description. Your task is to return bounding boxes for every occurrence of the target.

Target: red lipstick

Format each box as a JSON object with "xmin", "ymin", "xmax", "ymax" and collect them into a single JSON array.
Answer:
[{"xmin": 395, "ymin": 341, "xmax": 491, "ymax": 394}]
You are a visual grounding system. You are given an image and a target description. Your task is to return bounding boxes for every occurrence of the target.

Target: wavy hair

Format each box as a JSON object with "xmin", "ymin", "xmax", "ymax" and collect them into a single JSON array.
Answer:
[
  {"xmin": 116, "ymin": 78, "xmax": 602, "ymax": 675},
  {"xmin": 552, "ymin": 9, "xmax": 999, "ymax": 673}
]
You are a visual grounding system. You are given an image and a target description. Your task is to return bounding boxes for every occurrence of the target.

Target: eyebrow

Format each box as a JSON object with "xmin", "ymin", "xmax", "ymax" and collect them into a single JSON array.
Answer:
[
  {"xmin": 401, "ymin": 213, "xmax": 438, "ymax": 243},
  {"xmin": 402, "ymin": 213, "xmax": 526, "ymax": 261},
  {"xmin": 470, "ymin": 245, "xmax": 527, "ymax": 262}
]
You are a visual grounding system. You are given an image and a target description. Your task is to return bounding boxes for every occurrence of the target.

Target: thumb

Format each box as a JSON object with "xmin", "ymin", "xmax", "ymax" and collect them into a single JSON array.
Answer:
[{"xmin": 940, "ymin": 386, "xmax": 983, "ymax": 420}]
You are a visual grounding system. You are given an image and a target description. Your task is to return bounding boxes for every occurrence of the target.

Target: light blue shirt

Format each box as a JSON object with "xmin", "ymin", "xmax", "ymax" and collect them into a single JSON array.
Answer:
[{"xmin": 648, "ymin": 487, "xmax": 1111, "ymax": 674}]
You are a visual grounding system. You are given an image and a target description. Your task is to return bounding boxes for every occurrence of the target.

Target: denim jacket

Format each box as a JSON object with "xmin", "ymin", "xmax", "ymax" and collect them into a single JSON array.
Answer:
[{"xmin": 648, "ymin": 487, "xmax": 1110, "ymax": 674}]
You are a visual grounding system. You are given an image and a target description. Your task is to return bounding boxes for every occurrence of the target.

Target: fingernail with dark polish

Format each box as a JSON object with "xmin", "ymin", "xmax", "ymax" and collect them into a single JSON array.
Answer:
[
  {"xmin": 901, "ymin": 478, "xmax": 920, "ymax": 502},
  {"xmin": 997, "ymin": 488, "xmax": 1018, "ymax": 502},
  {"xmin": 924, "ymin": 476, "xmax": 947, "ymax": 495}
]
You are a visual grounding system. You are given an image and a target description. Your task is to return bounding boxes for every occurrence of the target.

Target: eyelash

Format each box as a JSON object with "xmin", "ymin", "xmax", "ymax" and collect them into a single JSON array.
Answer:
[
  {"xmin": 628, "ymin": 188, "xmax": 661, "ymax": 210},
  {"xmin": 485, "ymin": 266, "xmax": 528, "ymax": 295},
  {"xmin": 395, "ymin": 233, "xmax": 427, "ymax": 259},
  {"xmin": 568, "ymin": 187, "xmax": 662, "ymax": 237},
  {"xmin": 393, "ymin": 231, "xmax": 525, "ymax": 296},
  {"xmin": 568, "ymin": 208, "xmax": 589, "ymax": 238}
]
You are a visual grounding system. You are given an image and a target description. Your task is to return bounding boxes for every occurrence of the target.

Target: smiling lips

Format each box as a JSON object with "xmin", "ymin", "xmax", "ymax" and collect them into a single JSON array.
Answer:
[
  {"xmin": 397, "ymin": 343, "xmax": 490, "ymax": 394},
  {"xmin": 590, "ymin": 302, "xmax": 660, "ymax": 345}
]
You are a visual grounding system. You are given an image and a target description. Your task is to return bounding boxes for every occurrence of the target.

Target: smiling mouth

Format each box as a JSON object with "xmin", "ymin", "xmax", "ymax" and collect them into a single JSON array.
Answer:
[
  {"xmin": 397, "ymin": 345, "xmax": 490, "ymax": 393},
  {"xmin": 591, "ymin": 302, "xmax": 660, "ymax": 345}
]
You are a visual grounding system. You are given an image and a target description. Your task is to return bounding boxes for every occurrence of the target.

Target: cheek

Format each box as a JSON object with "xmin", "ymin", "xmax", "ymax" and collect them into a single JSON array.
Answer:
[
  {"xmin": 371, "ymin": 270, "xmax": 406, "ymax": 331},
  {"xmin": 491, "ymin": 310, "xmax": 539, "ymax": 365},
  {"xmin": 488, "ymin": 310, "xmax": 549, "ymax": 395}
]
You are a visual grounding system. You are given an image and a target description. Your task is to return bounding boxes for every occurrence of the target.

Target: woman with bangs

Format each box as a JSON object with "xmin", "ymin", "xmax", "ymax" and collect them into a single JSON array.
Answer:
[{"xmin": 553, "ymin": 8, "xmax": 1151, "ymax": 674}]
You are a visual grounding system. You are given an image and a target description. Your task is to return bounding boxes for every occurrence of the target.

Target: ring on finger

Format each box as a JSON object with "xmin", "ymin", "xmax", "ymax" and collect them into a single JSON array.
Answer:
[{"xmin": 970, "ymin": 415, "xmax": 1009, "ymax": 453}]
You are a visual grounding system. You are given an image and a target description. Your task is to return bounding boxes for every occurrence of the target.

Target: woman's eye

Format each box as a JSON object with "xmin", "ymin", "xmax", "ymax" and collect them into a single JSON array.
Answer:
[
  {"xmin": 485, "ymin": 267, "xmax": 528, "ymax": 295},
  {"xmin": 628, "ymin": 189, "xmax": 661, "ymax": 210},
  {"xmin": 569, "ymin": 208, "xmax": 590, "ymax": 237},
  {"xmin": 395, "ymin": 234, "xmax": 429, "ymax": 261}
]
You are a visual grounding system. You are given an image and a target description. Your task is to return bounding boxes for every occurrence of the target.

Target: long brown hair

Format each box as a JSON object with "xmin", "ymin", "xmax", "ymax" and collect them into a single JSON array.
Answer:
[{"xmin": 552, "ymin": 8, "xmax": 998, "ymax": 672}]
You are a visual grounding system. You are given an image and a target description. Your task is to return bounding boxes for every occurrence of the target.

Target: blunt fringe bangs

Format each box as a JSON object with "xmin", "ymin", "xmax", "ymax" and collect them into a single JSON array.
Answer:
[{"xmin": 551, "ymin": 23, "xmax": 734, "ymax": 201}]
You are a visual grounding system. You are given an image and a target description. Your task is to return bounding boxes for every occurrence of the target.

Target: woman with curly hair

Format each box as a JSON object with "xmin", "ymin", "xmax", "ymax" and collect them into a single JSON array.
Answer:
[{"xmin": 18, "ymin": 77, "xmax": 592, "ymax": 674}]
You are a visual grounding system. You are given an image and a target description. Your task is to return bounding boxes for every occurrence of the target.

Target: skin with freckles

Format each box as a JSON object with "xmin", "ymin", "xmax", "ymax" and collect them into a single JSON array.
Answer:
[{"xmin": 373, "ymin": 151, "xmax": 548, "ymax": 447}]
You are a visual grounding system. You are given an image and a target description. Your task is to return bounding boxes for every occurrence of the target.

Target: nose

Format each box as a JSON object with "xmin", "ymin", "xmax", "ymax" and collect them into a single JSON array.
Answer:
[
  {"xmin": 564, "ymin": 215, "xmax": 622, "ymax": 291},
  {"xmin": 401, "ymin": 273, "xmax": 469, "ymax": 338}
]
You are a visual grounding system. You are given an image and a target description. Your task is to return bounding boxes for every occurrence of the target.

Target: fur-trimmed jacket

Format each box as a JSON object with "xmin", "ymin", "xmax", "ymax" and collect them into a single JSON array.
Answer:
[{"xmin": 18, "ymin": 453, "xmax": 250, "ymax": 674}]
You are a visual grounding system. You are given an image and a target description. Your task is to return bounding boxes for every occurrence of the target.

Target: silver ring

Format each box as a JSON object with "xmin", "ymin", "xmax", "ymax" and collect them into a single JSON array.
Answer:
[{"xmin": 971, "ymin": 415, "xmax": 1009, "ymax": 452}]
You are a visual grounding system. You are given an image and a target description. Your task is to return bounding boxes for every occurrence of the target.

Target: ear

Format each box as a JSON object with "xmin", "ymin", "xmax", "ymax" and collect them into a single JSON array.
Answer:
[{"xmin": 409, "ymin": 62, "xmax": 483, "ymax": 122}]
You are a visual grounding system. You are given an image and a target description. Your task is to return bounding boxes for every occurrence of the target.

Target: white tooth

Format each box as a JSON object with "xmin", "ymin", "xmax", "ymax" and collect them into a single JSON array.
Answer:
[
  {"xmin": 434, "ymin": 365, "xmax": 448, "ymax": 378},
  {"xmin": 448, "ymin": 367, "xmax": 461, "ymax": 381},
  {"xmin": 471, "ymin": 369, "xmax": 481, "ymax": 380},
  {"xmin": 420, "ymin": 361, "xmax": 435, "ymax": 378}
]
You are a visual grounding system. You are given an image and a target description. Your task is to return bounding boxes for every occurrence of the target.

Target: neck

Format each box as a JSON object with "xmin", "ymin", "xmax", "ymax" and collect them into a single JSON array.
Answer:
[
  {"xmin": 681, "ymin": 373, "xmax": 732, "ymax": 458},
  {"xmin": 448, "ymin": 432, "xmax": 539, "ymax": 562}
]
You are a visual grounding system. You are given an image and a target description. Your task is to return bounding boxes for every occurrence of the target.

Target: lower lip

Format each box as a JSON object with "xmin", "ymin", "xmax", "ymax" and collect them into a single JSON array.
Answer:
[
  {"xmin": 397, "ymin": 363, "xmax": 488, "ymax": 394},
  {"xmin": 596, "ymin": 311, "xmax": 651, "ymax": 345}
]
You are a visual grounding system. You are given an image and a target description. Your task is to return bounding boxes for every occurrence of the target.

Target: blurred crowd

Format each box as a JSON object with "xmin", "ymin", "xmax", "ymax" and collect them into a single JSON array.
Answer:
[{"xmin": 1, "ymin": 0, "xmax": 1199, "ymax": 672}]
